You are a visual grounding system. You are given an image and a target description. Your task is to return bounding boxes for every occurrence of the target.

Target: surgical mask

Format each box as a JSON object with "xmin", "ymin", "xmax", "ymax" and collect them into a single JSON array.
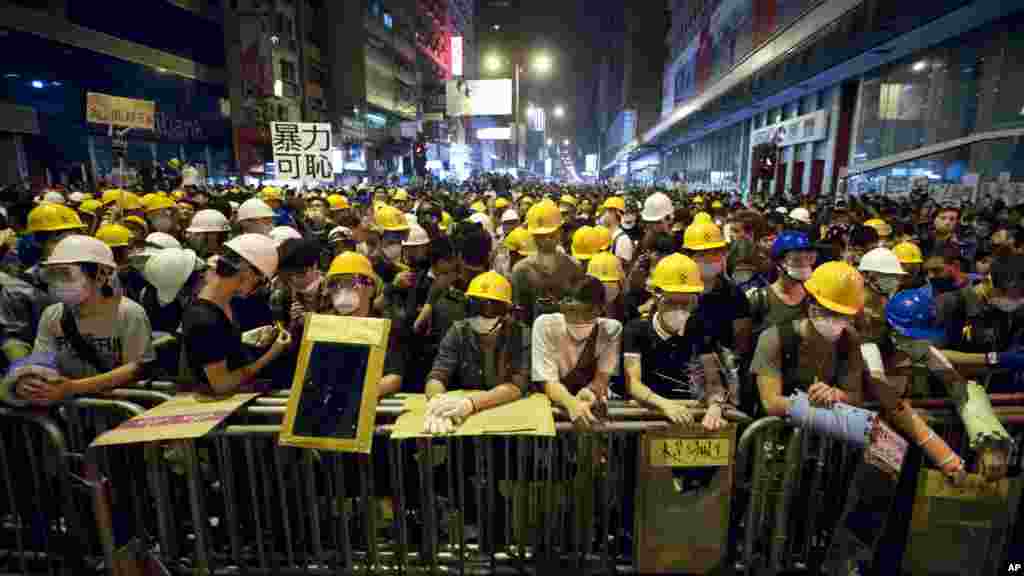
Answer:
[
  {"xmin": 50, "ymin": 278, "xmax": 89, "ymax": 306},
  {"xmin": 990, "ymin": 297, "xmax": 1024, "ymax": 313},
  {"xmin": 469, "ymin": 316, "xmax": 501, "ymax": 334},
  {"xmin": 566, "ymin": 321, "xmax": 596, "ymax": 341},
  {"xmin": 150, "ymin": 215, "xmax": 175, "ymax": 233},
  {"xmin": 382, "ymin": 243, "xmax": 402, "ymax": 261},
  {"xmin": 812, "ymin": 317, "xmax": 847, "ymax": 342},
  {"xmin": 332, "ymin": 288, "xmax": 361, "ymax": 314},
  {"xmin": 604, "ymin": 283, "xmax": 621, "ymax": 304},
  {"xmin": 782, "ymin": 264, "xmax": 813, "ymax": 282},
  {"xmin": 621, "ymin": 215, "xmax": 636, "ymax": 230},
  {"xmin": 660, "ymin": 309, "xmax": 689, "ymax": 334},
  {"xmin": 700, "ymin": 261, "xmax": 723, "ymax": 280},
  {"xmin": 733, "ymin": 270, "xmax": 754, "ymax": 284},
  {"xmin": 872, "ymin": 276, "xmax": 903, "ymax": 296}
]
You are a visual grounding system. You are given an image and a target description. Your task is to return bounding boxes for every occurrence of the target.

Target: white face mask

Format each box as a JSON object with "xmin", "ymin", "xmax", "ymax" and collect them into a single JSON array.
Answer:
[
  {"xmin": 873, "ymin": 276, "xmax": 903, "ymax": 296},
  {"xmin": 990, "ymin": 297, "xmax": 1024, "ymax": 313},
  {"xmin": 812, "ymin": 317, "xmax": 847, "ymax": 342},
  {"xmin": 469, "ymin": 316, "xmax": 501, "ymax": 334},
  {"xmin": 660, "ymin": 309, "xmax": 689, "ymax": 334},
  {"xmin": 356, "ymin": 241, "xmax": 372, "ymax": 256},
  {"xmin": 604, "ymin": 283, "xmax": 621, "ymax": 304},
  {"xmin": 566, "ymin": 321, "xmax": 596, "ymax": 341},
  {"xmin": 783, "ymin": 264, "xmax": 813, "ymax": 282},
  {"xmin": 382, "ymin": 243, "xmax": 402, "ymax": 261},
  {"xmin": 50, "ymin": 278, "xmax": 89, "ymax": 306},
  {"xmin": 621, "ymin": 215, "xmax": 636, "ymax": 230},
  {"xmin": 332, "ymin": 288, "xmax": 360, "ymax": 314}
]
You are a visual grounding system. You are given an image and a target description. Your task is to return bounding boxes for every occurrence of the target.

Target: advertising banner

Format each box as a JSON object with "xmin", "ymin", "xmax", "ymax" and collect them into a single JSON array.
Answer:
[
  {"xmin": 86, "ymin": 93, "xmax": 155, "ymax": 131},
  {"xmin": 446, "ymin": 79, "xmax": 513, "ymax": 117}
]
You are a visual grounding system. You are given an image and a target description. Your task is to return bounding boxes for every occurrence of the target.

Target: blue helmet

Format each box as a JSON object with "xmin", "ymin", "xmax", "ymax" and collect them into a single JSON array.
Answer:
[
  {"xmin": 885, "ymin": 287, "xmax": 943, "ymax": 343},
  {"xmin": 770, "ymin": 230, "xmax": 812, "ymax": 260}
]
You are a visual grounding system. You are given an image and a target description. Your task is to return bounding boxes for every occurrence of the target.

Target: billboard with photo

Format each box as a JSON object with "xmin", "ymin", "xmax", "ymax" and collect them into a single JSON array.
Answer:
[{"xmin": 446, "ymin": 79, "xmax": 513, "ymax": 117}]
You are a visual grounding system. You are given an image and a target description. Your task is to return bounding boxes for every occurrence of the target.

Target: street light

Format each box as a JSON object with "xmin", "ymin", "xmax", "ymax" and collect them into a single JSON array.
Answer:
[
  {"xmin": 546, "ymin": 138, "xmax": 553, "ymax": 146},
  {"xmin": 553, "ymin": 105, "xmax": 565, "ymax": 118},
  {"xmin": 533, "ymin": 53, "xmax": 552, "ymax": 74},
  {"xmin": 486, "ymin": 54, "xmax": 502, "ymax": 73},
  {"xmin": 563, "ymin": 139, "xmax": 570, "ymax": 146}
]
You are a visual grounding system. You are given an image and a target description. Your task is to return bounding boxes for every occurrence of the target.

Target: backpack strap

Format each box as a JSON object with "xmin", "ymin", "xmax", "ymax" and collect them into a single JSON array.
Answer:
[{"xmin": 60, "ymin": 304, "xmax": 113, "ymax": 373}]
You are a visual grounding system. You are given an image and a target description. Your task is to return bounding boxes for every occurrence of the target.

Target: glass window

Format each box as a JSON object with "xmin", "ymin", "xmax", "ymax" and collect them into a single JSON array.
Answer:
[{"xmin": 383, "ymin": 12, "xmax": 393, "ymax": 29}]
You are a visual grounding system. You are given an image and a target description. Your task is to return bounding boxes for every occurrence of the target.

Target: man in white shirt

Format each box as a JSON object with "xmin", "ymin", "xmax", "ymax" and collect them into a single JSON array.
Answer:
[{"xmin": 599, "ymin": 196, "xmax": 634, "ymax": 265}]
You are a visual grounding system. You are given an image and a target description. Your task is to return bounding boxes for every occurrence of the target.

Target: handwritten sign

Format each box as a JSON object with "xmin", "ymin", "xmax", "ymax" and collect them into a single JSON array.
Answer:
[
  {"xmin": 90, "ymin": 393, "xmax": 257, "ymax": 447},
  {"xmin": 649, "ymin": 437, "xmax": 731, "ymax": 467},
  {"xmin": 270, "ymin": 121, "xmax": 333, "ymax": 182}
]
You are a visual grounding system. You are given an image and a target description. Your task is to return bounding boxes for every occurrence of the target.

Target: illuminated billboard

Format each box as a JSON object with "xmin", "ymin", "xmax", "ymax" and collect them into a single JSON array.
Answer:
[
  {"xmin": 446, "ymin": 79, "xmax": 513, "ymax": 117},
  {"xmin": 476, "ymin": 127, "xmax": 512, "ymax": 140}
]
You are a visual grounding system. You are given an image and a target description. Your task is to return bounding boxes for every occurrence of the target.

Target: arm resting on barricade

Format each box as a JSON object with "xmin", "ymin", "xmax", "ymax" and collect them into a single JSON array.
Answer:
[{"xmin": 623, "ymin": 354, "xmax": 693, "ymax": 426}]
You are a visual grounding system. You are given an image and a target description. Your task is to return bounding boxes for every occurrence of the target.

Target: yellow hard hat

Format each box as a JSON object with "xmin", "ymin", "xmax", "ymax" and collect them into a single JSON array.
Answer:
[
  {"xmin": 593, "ymin": 225, "xmax": 612, "ymax": 251},
  {"xmin": 571, "ymin": 226, "xmax": 603, "ymax": 261},
  {"xmin": 260, "ymin": 186, "xmax": 284, "ymax": 203},
  {"xmin": 27, "ymin": 203, "xmax": 86, "ymax": 234},
  {"xmin": 519, "ymin": 195, "xmax": 535, "ymax": 207},
  {"xmin": 327, "ymin": 194, "xmax": 350, "ymax": 210},
  {"xmin": 441, "ymin": 211, "xmax": 453, "ymax": 230},
  {"xmin": 804, "ymin": 261, "xmax": 865, "ymax": 316},
  {"xmin": 470, "ymin": 200, "xmax": 487, "ymax": 213},
  {"xmin": 95, "ymin": 223, "xmax": 135, "ymax": 248},
  {"xmin": 143, "ymin": 194, "xmax": 176, "ymax": 213},
  {"xmin": 495, "ymin": 197, "xmax": 510, "ymax": 210},
  {"xmin": 587, "ymin": 252, "xmax": 624, "ymax": 282},
  {"xmin": 375, "ymin": 204, "xmax": 410, "ymax": 232},
  {"xmin": 327, "ymin": 251, "xmax": 377, "ymax": 279},
  {"xmin": 559, "ymin": 194, "xmax": 577, "ymax": 207},
  {"xmin": 601, "ymin": 196, "xmax": 625, "ymax": 212},
  {"xmin": 683, "ymin": 221, "xmax": 727, "ymax": 251},
  {"xmin": 693, "ymin": 211, "xmax": 713, "ymax": 224},
  {"xmin": 100, "ymin": 189, "xmax": 142, "ymax": 211},
  {"xmin": 391, "ymin": 188, "xmax": 409, "ymax": 202},
  {"xmin": 892, "ymin": 242, "xmax": 923, "ymax": 264},
  {"xmin": 78, "ymin": 199, "xmax": 103, "ymax": 216},
  {"xmin": 171, "ymin": 190, "xmax": 186, "ymax": 200},
  {"xmin": 711, "ymin": 200, "xmax": 723, "ymax": 209},
  {"xmin": 863, "ymin": 218, "xmax": 892, "ymax": 237},
  {"xmin": 124, "ymin": 215, "xmax": 148, "ymax": 231},
  {"xmin": 526, "ymin": 199, "xmax": 562, "ymax": 235},
  {"xmin": 465, "ymin": 271, "xmax": 513, "ymax": 304},
  {"xmin": 693, "ymin": 195, "xmax": 704, "ymax": 204},
  {"xmin": 648, "ymin": 253, "xmax": 704, "ymax": 293},
  {"xmin": 503, "ymin": 227, "xmax": 535, "ymax": 255}
]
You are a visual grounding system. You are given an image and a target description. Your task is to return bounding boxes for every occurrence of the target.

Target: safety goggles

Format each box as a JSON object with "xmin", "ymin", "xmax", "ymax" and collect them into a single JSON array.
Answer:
[
  {"xmin": 782, "ymin": 251, "xmax": 817, "ymax": 267},
  {"xmin": 808, "ymin": 304, "xmax": 852, "ymax": 325},
  {"xmin": 325, "ymin": 275, "xmax": 374, "ymax": 292},
  {"xmin": 42, "ymin": 265, "xmax": 86, "ymax": 285}
]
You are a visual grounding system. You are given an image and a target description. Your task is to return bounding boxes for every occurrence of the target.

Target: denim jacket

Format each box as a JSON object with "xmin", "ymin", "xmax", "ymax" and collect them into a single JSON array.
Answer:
[{"xmin": 428, "ymin": 318, "xmax": 530, "ymax": 395}]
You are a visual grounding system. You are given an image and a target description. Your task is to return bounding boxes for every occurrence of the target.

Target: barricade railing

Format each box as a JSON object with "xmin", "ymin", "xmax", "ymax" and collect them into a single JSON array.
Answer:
[{"xmin": 0, "ymin": 392, "xmax": 1022, "ymax": 575}]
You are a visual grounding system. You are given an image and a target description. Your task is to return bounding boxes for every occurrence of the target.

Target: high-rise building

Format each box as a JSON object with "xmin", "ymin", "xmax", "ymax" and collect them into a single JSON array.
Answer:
[{"xmin": 0, "ymin": 0, "xmax": 231, "ymax": 188}]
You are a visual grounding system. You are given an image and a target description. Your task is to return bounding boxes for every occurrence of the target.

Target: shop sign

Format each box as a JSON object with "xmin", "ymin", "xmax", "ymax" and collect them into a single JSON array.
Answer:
[
  {"xmin": 750, "ymin": 109, "xmax": 828, "ymax": 149},
  {"xmin": 86, "ymin": 92, "xmax": 155, "ymax": 131}
]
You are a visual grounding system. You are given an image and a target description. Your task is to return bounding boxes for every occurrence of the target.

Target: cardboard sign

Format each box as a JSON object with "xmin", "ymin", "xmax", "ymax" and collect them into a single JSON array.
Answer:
[
  {"xmin": 90, "ymin": 393, "xmax": 257, "ymax": 447},
  {"xmin": 279, "ymin": 314, "xmax": 390, "ymax": 454},
  {"xmin": 649, "ymin": 437, "xmax": 731, "ymax": 467},
  {"xmin": 390, "ymin": 392, "xmax": 556, "ymax": 439},
  {"xmin": 270, "ymin": 122, "xmax": 333, "ymax": 182}
]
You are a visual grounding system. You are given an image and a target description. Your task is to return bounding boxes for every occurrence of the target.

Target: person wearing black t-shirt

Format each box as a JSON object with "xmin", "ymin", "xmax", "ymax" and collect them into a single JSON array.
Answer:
[
  {"xmin": 182, "ymin": 235, "xmax": 293, "ymax": 396},
  {"xmin": 623, "ymin": 253, "xmax": 727, "ymax": 432}
]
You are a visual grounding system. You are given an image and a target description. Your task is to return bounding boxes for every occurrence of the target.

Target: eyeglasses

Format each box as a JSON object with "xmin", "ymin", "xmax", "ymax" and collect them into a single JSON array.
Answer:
[{"xmin": 783, "ymin": 251, "xmax": 817, "ymax": 267}]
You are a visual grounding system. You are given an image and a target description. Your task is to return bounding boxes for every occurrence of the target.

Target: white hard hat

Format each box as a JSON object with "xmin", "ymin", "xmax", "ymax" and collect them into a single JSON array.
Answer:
[
  {"xmin": 775, "ymin": 206, "xmax": 788, "ymax": 215},
  {"xmin": 68, "ymin": 192, "xmax": 87, "ymax": 204},
  {"xmin": 43, "ymin": 191, "xmax": 66, "ymax": 205},
  {"xmin": 143, "ymin": 248, "xmax": 202, "ymax": 306},
  {"xmin": 404, "ymin": 212, "xmax": 418, "ymax": 227},
  {"xmin": 187, "ymin": 209, "xmax": 231, "ymax": 233},
  {"xmin": 224, "ymin": 233, "xmax": 279, "ymax": 279},
  {"xmin": 468, "ymin": 212, "xmax": 494, "ymax": 235},
  {"xmin": 501, "ymin": 209, "xmax": 520, "ymax": 223},
  {"xmin": 269, "ymin": 226, "xmax": 302, "ymax": 245},
  {"xmin": 858, "ymin": 247, "xmax": 906, "ymax": 275},
  {"xmin": 45, "ymin": 235, "xmax": 116, "ymax": 268},
  {"xmin": 145, "ymin": 232, "xmax": 181, "ymax": 250},
  {"xmin": 641, "ymin": 192, "xmax": 674, "ymax": 222},
  {"xmin": 328, "ymin": 226, "xmax": 353, "ymax": 244},
  {"xmin": 236, "ymin": 198, "xmax": 274, "ymax": 222},
  {"xmin": 402, "ymin": 224, "xmax": 430, "ymax": 247},
  {"xmin": 229, "ymin": 201, "xmax": 240, "ymax": 211},
  {"xmin": 788, "ymin": 207, "xmax": 812, "ymax": 225}
]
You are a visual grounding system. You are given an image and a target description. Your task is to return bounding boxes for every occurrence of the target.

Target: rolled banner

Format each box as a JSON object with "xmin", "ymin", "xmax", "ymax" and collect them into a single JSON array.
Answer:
[{"xmin": 786, "ymin": 391, "xmax": 875, "ymax": 448}]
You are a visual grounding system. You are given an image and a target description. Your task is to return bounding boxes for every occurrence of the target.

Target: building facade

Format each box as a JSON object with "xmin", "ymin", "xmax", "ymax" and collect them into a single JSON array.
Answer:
[
  {"xmin": 0, "ymin": 0, "xmax": 231, "ymax": 188},
  {"xmin": 620, "ymin": 0, "xmax": 1024, "ymax": 202}
]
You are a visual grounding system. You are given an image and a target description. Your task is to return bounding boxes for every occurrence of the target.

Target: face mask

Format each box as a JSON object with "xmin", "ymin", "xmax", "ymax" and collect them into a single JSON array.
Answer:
[
  {"xmin": 50, "ymin": 278, "xmax": 89, "ymax": 306},
  {"xmin": 990, "ymin": 297, "xmax": 1024, "ymax": 313},
  {"xmin": 356, "ymin": 241, "xmax": 372, "ymax": 256},
  {"xmin": 469, "ymin": 316, "xmax": 501, "ymax": 334},
  {"xmin": 660, "ymin": 309, "xmax": 689, "ymax": 334},
  {"xmin": 782, "ymin": 264, "xmax": 813, "ymax": 282},
  {"xmin": 150, "ymin": 215, "xmax": 175, "ymax": 233},
  {"xmin": 332, "ymin": 288, "xmax": 361, "ymax": 314},
  {"xmin": 604, "ymin": 283, "xmax": 621, "ymax": 304},
  {"xmin": 733, "ymin": 270, "xmax": 754, "ymax": 284},
  {"xmin": 291, "ymin": 271, "xmax": 320, "ymax": 294},
  {"xmin": 621, "ymin": 216, "xmax": 636, "ymax": 230},
  {"xmin": 700, "ymin": 261, "xmax": 723, "ymax": 280},
  {"xmin": 566, "ymin": 321, "xmax": 596, "ymax": 341},
  {"xmin": 872, "ymin": 276, "xmax": 903, "ymax": 296},
  {"xmin": 929, "ymin": 277, "xmax": 957, "ymax": 294},
  {"xmin": 382, "ymin": 243, "xmax": 402, "ymax": 261},
  {"xmin": 812, "ymin": 317, "xmax": 847, "ymax": 342}
]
